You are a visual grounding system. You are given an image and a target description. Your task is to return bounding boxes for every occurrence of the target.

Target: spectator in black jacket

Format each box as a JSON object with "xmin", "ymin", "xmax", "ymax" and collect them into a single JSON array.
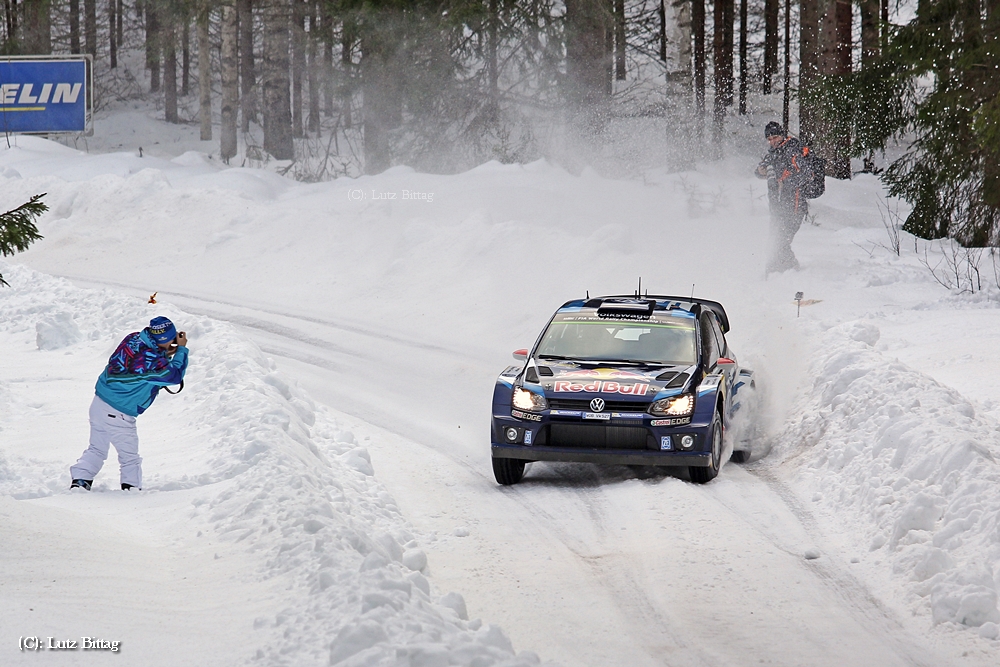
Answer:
[{"xmin": 756, "ymin": 122, "xmax": 809, "ymax": 272}]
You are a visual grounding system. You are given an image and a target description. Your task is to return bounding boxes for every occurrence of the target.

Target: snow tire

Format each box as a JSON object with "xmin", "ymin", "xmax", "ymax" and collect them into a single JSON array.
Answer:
[
  {"xmin": 689, "ymin": 417, "xmax": 722, "ymax": 484},
  {"xmin": 492, "ymin": 457, "xmax": 526, "ymax": 485}
]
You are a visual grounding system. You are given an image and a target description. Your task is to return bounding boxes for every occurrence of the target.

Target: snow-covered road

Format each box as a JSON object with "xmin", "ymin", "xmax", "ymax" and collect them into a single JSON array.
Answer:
[
  {"xmin": 40, "ymin": 280, "xmax": 985, "ymax": 667},
  {"xmin": 3, "ymin": 135, "xmax": 998, "ymax": 665}
]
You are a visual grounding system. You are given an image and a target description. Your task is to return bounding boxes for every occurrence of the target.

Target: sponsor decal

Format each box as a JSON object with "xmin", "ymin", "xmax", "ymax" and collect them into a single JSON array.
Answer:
[
  {"xmin": 553, "ymin": 381, "xmax": 650, "ymax": 395},
  {"xmin": 697, "ymin": 375, "xmax": 722, "ymax": 394},
  {"xmin": 611, "ymin": 412, "xmax": 646, "ymax": 419},
  {"xmin": 650, "ymin": 417, "xmax": 693, "ymax": 426},
  {"xmin": 561, "ymin": 368, "xmax": 649, "ymax": 380},
  {"xmin": 583, "ymin": 412, "xmax": 611, "ymax": 421},
  {"xmin": 550, "ymin": 409, "xmax": 582, "ymax": 417},
  {"xmin": 524, "ymin": 430, "xmax": 533, "ymax": 445},
  {"xmin": 511, "ymin": 409, "xmax": 542, "ymax": 422},
  {"xmin": 660, "ymin": 436, "xmax": 673, "ymax": 451},
  {"xmin": 0, "ymin": 59, "xmax": 89, "ymax": 132}
]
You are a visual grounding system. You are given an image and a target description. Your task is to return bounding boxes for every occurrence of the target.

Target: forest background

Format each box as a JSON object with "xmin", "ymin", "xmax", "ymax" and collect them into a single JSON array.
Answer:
[{"xmin": 1, "ymin": 0, "xmax": 998, "ymax": 245}]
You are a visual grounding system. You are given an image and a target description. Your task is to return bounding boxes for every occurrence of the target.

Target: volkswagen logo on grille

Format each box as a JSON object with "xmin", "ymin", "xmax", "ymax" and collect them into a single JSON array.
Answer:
[{"xmin": 590, "ymin": 398, "xmax": 605, "ymax": 412}]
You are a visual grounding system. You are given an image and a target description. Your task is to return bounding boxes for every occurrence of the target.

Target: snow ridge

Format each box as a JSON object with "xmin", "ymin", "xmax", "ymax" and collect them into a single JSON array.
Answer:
[
  {"xmin": 778, "ymin": 320, "xmax": 1000, "ymax": 640},
  {"xmin": 0, "ymin": 263, "xmax": 551, "ymax": 666}
]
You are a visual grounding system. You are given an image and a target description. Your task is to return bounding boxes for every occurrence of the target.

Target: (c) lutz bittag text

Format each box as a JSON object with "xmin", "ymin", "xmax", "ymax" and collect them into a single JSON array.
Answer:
[{"xmin": 19, "ymin": 636, "xmax": 121, "ymax": 652}]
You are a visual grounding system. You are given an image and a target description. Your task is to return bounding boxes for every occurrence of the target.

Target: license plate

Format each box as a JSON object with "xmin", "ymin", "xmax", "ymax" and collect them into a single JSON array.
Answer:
[{"xmin": 583, "ymin": 412, "xmax": 610, "ymax": 421}]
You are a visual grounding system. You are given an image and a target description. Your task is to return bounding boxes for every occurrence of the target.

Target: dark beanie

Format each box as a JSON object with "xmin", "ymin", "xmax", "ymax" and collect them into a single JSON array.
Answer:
[{"xmin": 764, "ymin": 121, "xmax": 784, "ymax": 138}]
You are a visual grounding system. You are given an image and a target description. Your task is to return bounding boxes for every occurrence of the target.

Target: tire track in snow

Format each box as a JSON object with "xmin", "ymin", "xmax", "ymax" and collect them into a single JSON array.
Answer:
[{"xmin": 735, "ymin": 464, "xmax": 940, "ymax": 667}]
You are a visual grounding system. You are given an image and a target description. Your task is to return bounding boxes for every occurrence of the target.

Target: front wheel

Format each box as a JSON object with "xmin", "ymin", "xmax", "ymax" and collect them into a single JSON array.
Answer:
[
  {"xmin": 689, "ymin": 418, "xmax": 722, "ymax": 484},
  {"xmin": 492, "ymin": 457, "xmax": 526, "ymax": 485}
]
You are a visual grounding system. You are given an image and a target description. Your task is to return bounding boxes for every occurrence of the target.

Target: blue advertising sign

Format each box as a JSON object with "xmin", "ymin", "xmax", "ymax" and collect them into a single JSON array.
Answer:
[{"xmin": 0, "ymin": 58, "xmax": 89, "ymax": 133}]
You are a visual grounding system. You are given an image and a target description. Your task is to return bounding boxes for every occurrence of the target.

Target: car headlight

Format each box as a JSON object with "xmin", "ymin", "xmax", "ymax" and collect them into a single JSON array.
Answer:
[
  {"xmin": 648, "ymin": 393, "xmax": 694, "ymax": 417},
  {"xmin": 512, "ymin": 387, "xmax": 548, "ymax": 412}
]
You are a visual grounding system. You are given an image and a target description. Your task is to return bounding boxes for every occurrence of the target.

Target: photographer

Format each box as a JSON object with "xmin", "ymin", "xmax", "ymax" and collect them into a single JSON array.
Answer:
[
  {"xmin": 70, "ymin": 317, "xmax": 189, "ymax": 491},
  {"xmin": 755, "ymin": 121, "xmax": 809, "ymax": 273}
]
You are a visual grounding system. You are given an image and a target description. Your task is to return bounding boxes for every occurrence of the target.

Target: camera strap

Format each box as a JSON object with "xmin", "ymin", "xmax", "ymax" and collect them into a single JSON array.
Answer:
[{"xmin": 163, "ymin": 380, "xmax": 184, "ymax": 395}]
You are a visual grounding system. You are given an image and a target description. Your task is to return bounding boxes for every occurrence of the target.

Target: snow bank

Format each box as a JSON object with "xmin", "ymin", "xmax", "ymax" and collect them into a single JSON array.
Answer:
[
  {"xmin": 776, "ymin": 320, "xmax": 1000, "ymax": 635},
  {"xmin": 0, "ymin": 262, "xmax": 552, "ymax": 666}
]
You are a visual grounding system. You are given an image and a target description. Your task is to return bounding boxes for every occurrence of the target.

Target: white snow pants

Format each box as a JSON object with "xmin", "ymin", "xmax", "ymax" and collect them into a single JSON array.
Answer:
[{"xmin": 70, "ymin": 396, "xmax": 143, "ymax": 488}]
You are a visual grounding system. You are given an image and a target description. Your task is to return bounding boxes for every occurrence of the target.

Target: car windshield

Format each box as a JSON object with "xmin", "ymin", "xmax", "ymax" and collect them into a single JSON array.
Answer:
[{"xmin": 536, "ymin": 312, "xmax": 697, "ymax": 365}]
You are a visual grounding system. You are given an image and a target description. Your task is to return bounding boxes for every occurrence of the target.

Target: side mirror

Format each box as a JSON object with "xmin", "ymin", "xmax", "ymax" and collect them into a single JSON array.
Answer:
[
  {"xmin": 512, "ymin": 348, "xmax": 528, "ymax": 362},
  {"xmin": 717, "ymin": 357, "xmax": 736, "ymax": 365}
]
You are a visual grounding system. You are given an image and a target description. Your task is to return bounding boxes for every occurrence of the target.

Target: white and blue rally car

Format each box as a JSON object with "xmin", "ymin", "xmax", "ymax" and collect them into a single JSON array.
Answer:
[{"xmin": 491, "ymin": 295, "xmax": 754, "ymax": 485}]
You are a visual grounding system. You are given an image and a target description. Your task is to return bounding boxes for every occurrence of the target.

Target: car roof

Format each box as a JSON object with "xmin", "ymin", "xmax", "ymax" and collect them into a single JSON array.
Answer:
[{"xmin": 557, "ymin": 295, "xmax": 730, "ymax": 333}]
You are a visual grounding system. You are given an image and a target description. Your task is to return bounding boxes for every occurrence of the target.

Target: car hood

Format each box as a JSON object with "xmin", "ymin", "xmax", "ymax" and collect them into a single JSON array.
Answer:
[{"xmin": 533, "ymin": 361, "xmax": 694, "ymax": 400}]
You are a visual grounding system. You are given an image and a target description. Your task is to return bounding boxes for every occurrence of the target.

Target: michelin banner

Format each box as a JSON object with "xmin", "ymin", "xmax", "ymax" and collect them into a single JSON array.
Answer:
[{"xmin": 0, "ymin": 58, "xmax": 88, "ymax": 133}]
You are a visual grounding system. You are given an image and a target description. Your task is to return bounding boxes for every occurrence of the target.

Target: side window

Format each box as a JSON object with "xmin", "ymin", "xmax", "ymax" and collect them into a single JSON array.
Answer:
[
  {"xmin": 710, "ymin": 316, "xmax": 727, "ymax": 358},
  {"xmin": 700, "ymin": 314, "xmax": 719, "ymax": 367}
]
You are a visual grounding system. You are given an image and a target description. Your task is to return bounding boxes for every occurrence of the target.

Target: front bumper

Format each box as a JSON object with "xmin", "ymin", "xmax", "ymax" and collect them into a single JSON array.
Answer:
[
  {"xmin": 491, "ymin": 442, "xmax": 712, "ymax": 467},
  {"xmin": 492, "ymin": 409, "xmax": 714, "ymax": 468}
]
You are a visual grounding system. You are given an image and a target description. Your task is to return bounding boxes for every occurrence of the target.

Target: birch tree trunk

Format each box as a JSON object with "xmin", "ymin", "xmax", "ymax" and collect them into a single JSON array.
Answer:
[
  {"xmin": 198, "ymin": 5, "xmax": 212, "ymax": 140},
  {"xmin": 221, "ymin": 2, "xmax": 239, "ymax": 160},
  {"xmin": 674, "ymin": 0, "xmax": 691, "ymax": 81}
]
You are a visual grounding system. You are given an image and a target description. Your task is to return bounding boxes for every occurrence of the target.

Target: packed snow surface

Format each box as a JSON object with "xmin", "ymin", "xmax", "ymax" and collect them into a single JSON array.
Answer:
[{"xmin": 2, "ymin": 129, "xmax": 999, "ymax": 666}]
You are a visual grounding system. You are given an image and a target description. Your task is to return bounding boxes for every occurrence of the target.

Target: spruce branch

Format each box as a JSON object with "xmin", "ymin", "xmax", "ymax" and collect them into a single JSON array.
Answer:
[{"xmin": 0, "ymin": 193, "xmax": 48, "ymax": 287}]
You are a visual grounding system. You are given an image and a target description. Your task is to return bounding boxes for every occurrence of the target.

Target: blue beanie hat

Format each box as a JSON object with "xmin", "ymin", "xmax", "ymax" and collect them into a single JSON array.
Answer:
[{"xmin": 148, "ymin": 316, "xmax": 177, "ymax": 344}]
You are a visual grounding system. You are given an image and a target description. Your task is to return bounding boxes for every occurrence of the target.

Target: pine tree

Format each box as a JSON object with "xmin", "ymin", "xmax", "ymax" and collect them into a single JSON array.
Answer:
[
  {"xmin": 0, "ymin": 194, "xmax": 47, "ymax": 287},
  {"xmin": 818, "ymin": 0, "xmax": 1000, "ymax": 243}
]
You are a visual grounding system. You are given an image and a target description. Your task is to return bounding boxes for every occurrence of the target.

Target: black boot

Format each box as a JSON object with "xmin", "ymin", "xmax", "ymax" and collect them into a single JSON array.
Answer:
[
  {"xmin": 70, "ymin": 479, "xmax": 93, "ymax": 490},
  {"xmin": 121, "ymin": 483, "xmax": 140, "ymax": 491}
]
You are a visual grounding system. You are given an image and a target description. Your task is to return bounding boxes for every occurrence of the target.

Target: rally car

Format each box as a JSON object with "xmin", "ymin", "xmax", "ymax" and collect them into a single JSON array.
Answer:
[{"xmin": 490, "ymin": 295, "xmax": 755, "ymax": 485}]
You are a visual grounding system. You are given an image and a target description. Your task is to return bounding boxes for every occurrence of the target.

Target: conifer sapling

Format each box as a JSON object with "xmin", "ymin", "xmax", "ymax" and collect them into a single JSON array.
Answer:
[{"xmin": 0, "ymin": 193, "xmax": 47, "ymax": 287}]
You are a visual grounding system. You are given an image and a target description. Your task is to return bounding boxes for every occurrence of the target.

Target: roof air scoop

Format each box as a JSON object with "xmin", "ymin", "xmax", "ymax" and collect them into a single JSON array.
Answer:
[{"xmin": 597, "ymin": 299, "xmax": 655, "ymax": 319}]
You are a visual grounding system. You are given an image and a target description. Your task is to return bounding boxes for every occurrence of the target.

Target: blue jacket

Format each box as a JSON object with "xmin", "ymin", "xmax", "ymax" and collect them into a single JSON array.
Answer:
[{"xmin": 95, "ymin": 329, "xmax": 189, "ymax": 417}]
